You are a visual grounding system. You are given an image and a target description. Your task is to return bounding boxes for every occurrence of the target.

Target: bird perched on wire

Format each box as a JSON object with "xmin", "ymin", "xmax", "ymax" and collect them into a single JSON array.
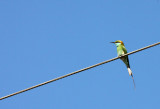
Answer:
[{"xmin": 111, "ymin": 40, "xmax": 135, "ymax": 89}]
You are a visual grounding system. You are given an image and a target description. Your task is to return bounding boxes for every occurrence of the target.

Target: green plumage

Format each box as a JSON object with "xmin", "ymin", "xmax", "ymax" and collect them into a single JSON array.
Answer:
[
  {"xmin": 116, "ymin": 44, "xmax": 130, "ymax": 68},
  {"xmin": 111, "ymin": 40, "xmax": 135, "ymax": 89}
]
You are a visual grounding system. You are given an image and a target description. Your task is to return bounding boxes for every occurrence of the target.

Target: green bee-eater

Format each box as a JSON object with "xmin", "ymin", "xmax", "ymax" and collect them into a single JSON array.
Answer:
[{"xmin": 111, "ymin": 40, "xmax": 135, "ymax": 88}]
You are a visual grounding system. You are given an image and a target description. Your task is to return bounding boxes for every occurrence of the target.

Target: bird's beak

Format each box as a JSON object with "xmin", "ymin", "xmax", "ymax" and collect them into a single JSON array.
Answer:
[{"xmin": 110, "ymin": 42, "xmax": 115, "ymax": 43}]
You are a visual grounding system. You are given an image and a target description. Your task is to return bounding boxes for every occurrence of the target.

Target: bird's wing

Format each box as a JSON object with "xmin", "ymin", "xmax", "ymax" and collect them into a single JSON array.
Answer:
[
  {"xmin": 122, "ymin": 46, "xmax": 130, "ymax": 68},
  {"xmin": 122, "ymin": 46, "xmax": 127, "ymax": 54}
]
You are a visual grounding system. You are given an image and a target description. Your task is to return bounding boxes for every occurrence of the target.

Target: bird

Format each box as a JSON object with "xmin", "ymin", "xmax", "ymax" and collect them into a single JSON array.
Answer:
[{"xmin": 111, "ymin": 40, "xmax": 135, "ymax": 89}]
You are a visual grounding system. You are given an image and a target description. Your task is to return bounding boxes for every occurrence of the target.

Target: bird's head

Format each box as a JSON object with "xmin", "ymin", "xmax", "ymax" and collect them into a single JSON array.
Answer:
[{"xmin": 111, "ymin": 40, "xmax": 124, "ymax": 47}]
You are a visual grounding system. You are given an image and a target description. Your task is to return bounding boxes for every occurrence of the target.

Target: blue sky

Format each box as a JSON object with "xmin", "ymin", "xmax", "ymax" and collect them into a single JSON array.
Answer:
[{"xmin": 0, "ymin": 0, "xmax": 160, "ymax": 109}]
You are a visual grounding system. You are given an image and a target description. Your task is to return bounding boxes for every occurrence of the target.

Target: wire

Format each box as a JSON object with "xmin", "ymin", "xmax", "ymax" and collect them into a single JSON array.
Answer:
[{"xmin": 0, "ymin": 42, "xmax": 160, "ymax": 100}]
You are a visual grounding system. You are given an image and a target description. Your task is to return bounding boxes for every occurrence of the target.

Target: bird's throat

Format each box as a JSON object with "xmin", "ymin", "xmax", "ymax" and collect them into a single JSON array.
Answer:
[{"xmin": 115, "ymin": 43, "xmax": 121, "ymax": 47}]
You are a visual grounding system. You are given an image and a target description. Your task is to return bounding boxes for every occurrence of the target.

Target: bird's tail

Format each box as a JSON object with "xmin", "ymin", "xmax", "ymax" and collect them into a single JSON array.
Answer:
[
  {"xmin": 127, "ymin": 67, "xmax": 136, "ymax": 89},
  {"xmin": 127, "ymin": 67, "xmax": 132, "ymax": 76}
]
